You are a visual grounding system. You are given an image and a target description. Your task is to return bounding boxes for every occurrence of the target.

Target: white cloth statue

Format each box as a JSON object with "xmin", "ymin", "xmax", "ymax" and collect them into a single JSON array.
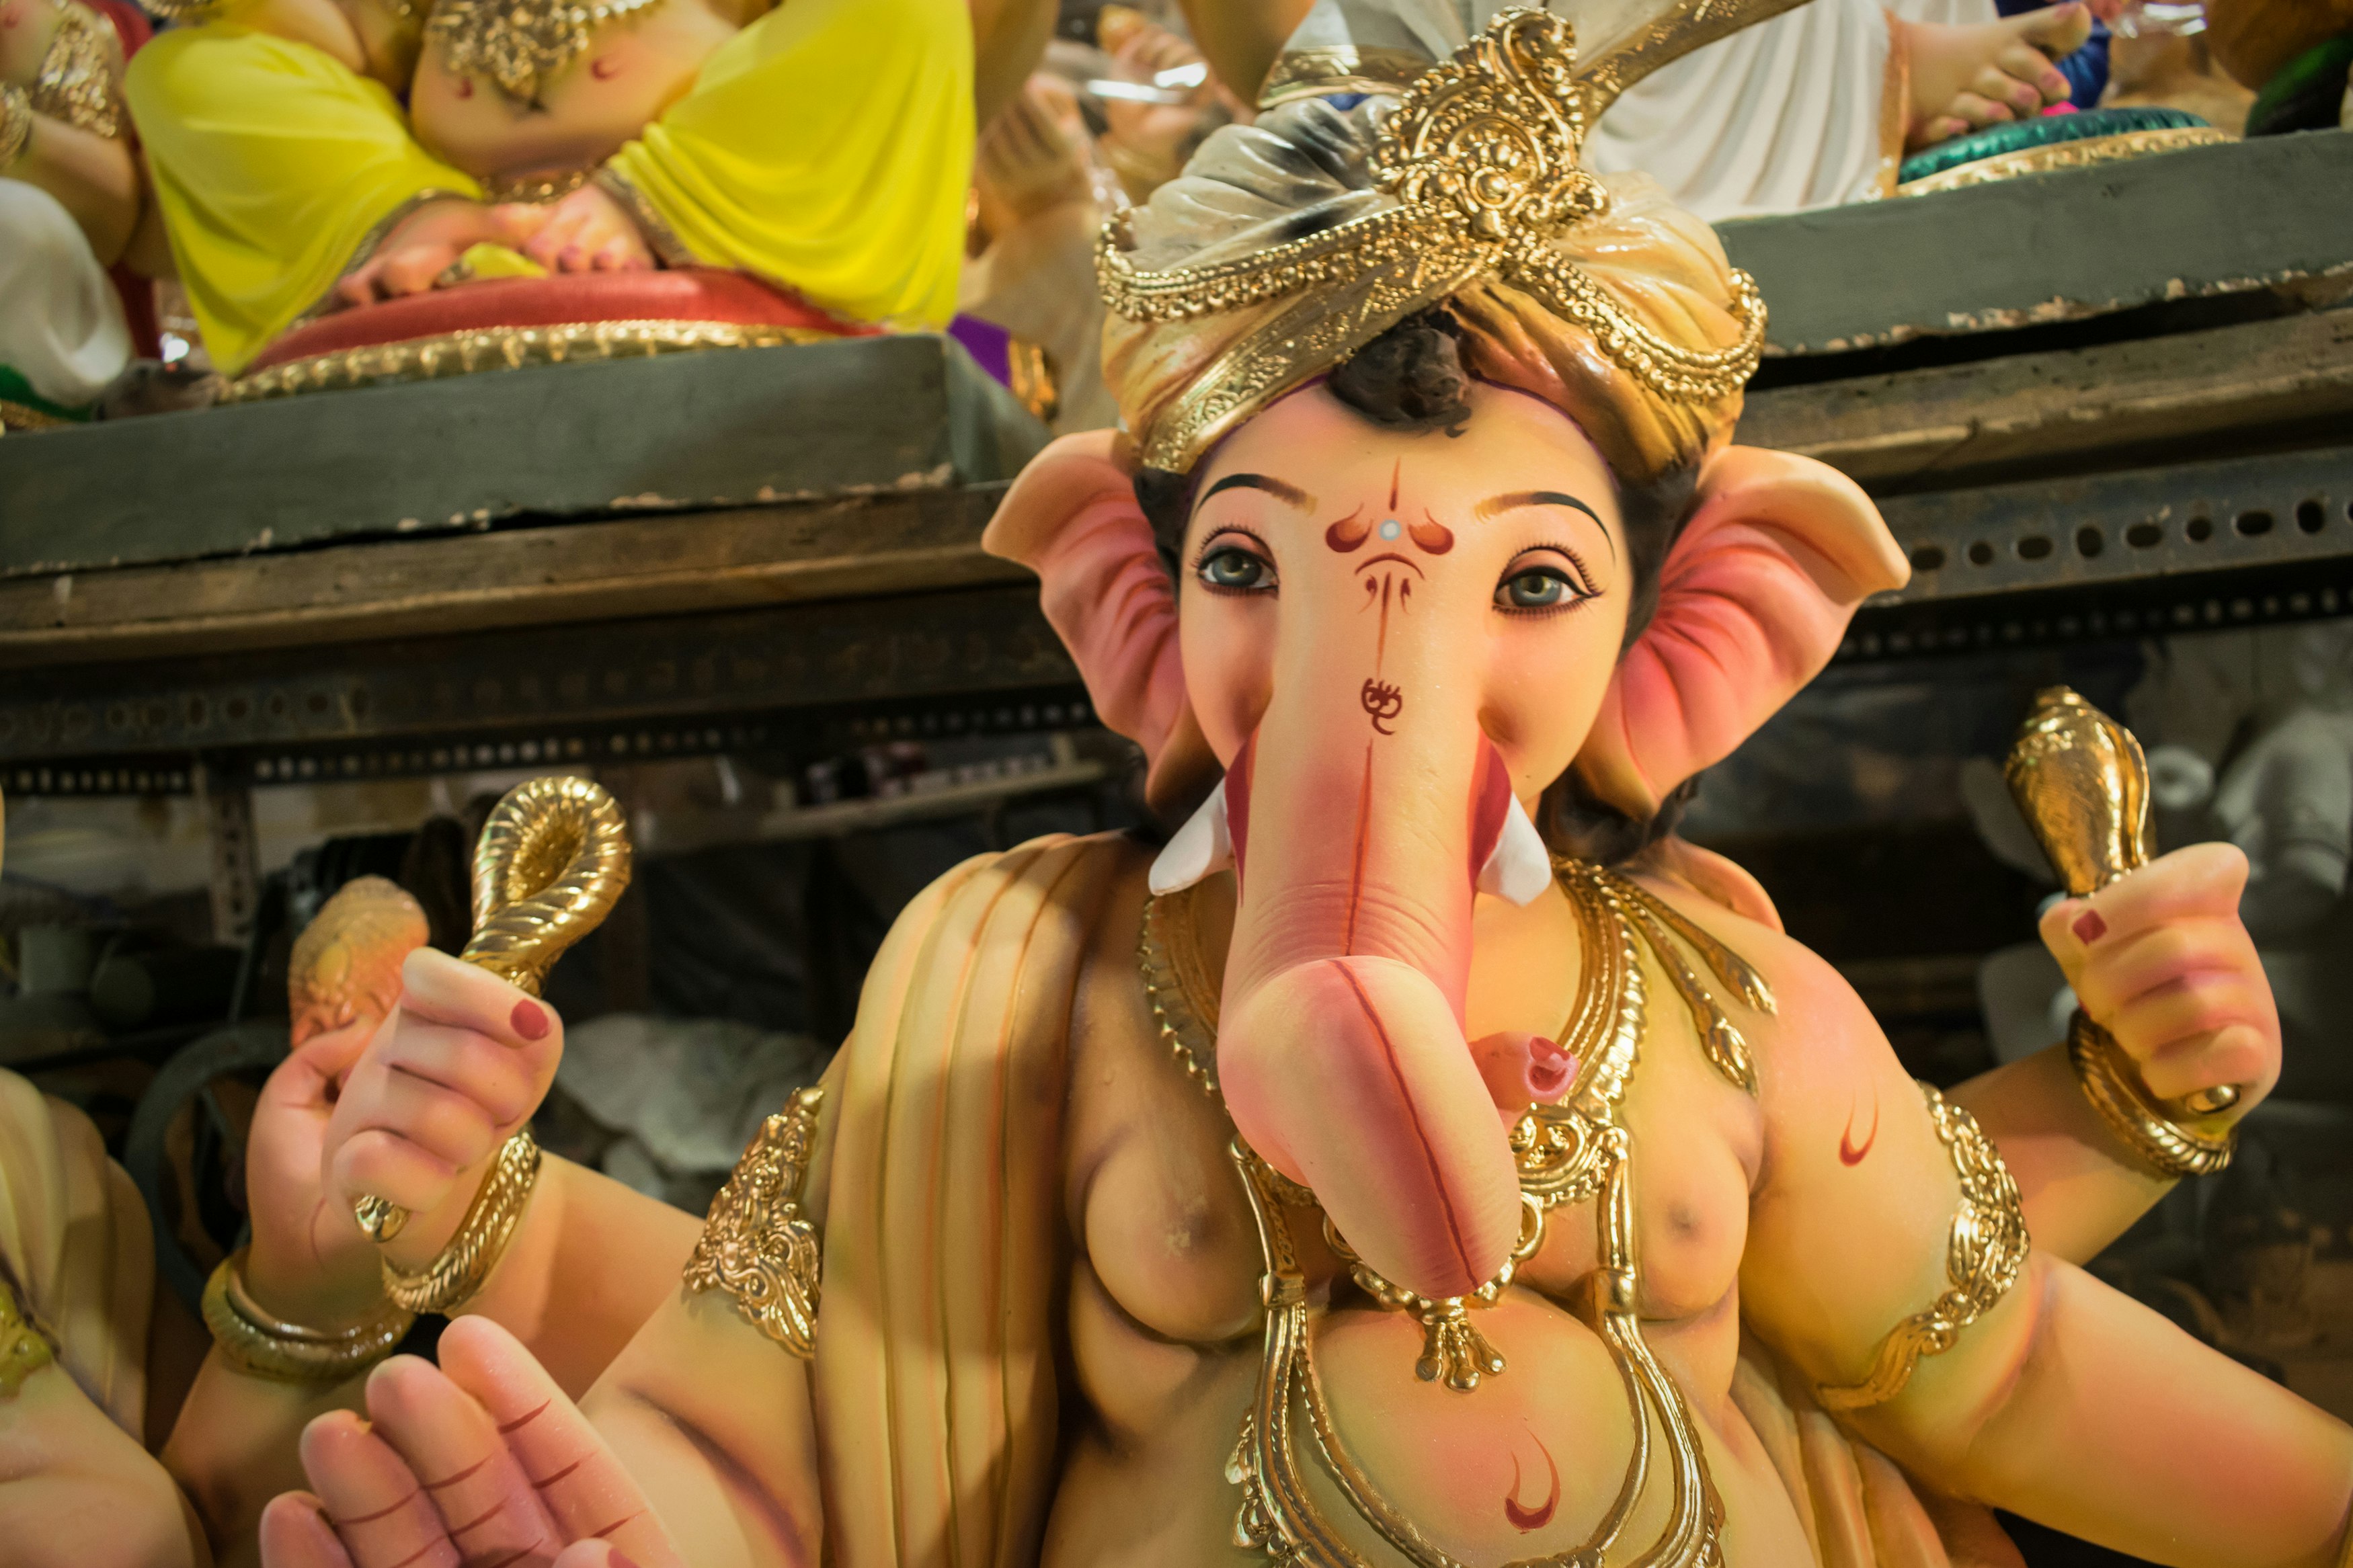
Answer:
[
  {"xmin": 0, "ymin": 178, "xmax": 130, "ymax": 413},
  {"xmin": 1587, "ymin": 0, "xmax": 1999, "ymax": 223}
]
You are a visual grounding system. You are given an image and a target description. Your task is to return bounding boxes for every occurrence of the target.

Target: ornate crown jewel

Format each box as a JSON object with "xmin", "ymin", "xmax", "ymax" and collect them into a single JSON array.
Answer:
[{"xmin": 1098, "ymin": 7, "xmax": 1765, "ymax": 472}]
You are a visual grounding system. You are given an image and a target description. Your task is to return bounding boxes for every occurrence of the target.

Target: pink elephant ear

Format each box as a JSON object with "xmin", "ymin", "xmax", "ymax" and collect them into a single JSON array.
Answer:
[
  {"xmin": 983, "ymin": 431, "xmax": 1215, "ymax": 813},
  {"xmin": 1574, "ymin": 446, "xmax": 1910, "ymax": 819}
]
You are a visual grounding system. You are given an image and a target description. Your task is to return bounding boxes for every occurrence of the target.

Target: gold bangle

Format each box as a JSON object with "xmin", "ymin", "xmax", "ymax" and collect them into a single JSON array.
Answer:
[
  {"xmin": 0, "ymin": 1261, "xmax": 56, "ymax": 1398},
  {"xmin": 0, "ymin": 85, "xmax": 32, "ymax": 170},
  {"xmin": 381, "ymin": 1128, "xmax": 542, "ymax": 1315},
  {"xmin": 1817, "ymin": 1083, "xmax": 2030, "ymax": 1411},
  {"xmin": 200, "ymin": 1251, "xmax": 413, "ymax": 1383},
  {"xmin": 2068, "ymin": 1013, "xmax": 2235, "ymax": 1179},
  {"xmin": 683, "ymin": 1087, "xmax": 824, "ymax": 1358}
]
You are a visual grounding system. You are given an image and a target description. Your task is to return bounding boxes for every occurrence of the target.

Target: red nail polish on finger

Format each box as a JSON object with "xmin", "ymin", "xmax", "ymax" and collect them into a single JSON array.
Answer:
[
  {"xmin": 510, "ymin": 999, "xmax": 550, "ymax": 1040},
  {"xmin": 2073, "ymin": 909, "xmax": 2108, "ymax": 944}
]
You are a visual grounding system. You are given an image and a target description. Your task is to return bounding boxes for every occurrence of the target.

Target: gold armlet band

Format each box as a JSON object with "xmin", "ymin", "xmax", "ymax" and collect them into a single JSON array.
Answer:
[
  {"xmin": 202, "ymin": 1251, "xmax": 413, "ymax": 1383},
  {"xmin": 684, "ymin": 1086, "xmax": 824, "ymax": 1358},
  {"xmin": 0, "ymin": 1264, "xmax": 56, "ymax": 1397},
  {"xmin": 381, "ymin": 1128, "xmax": 542, "ymax": 1315},
  {"xmin": 2068, "ymin": 1014, "xmax": 2235, "ymax": 1178},
  {"xmin": 1817, "ymin": 1083, "xmax": 2030, "ymax": 1411},
  {"xmin": 0, "ymin": 86, "xmax": 32, "ymax": 170}
]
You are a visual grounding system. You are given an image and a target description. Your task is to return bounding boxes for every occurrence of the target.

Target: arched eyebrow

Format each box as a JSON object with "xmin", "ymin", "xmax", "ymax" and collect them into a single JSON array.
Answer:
[
  {"xmin": 1474, "ymin": 490, "xmax": 1615, "ymax": 560},
  {"xmin": 1195, "ymin": 472, "xmax": 1316, "ymax": 515}
]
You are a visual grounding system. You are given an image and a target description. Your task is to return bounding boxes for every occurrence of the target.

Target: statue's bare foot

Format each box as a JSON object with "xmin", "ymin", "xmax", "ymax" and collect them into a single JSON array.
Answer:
[
  {"xmin": 335, "ymin": 198, "xmax": 505, "ymax": 307},
  {"xmin": 1903, "ymin": 3, "xmax": 2091, "ymax": 150},
  {"xmin": 492, "ymin": 184, "xmax": 653, "ymax": 275}
]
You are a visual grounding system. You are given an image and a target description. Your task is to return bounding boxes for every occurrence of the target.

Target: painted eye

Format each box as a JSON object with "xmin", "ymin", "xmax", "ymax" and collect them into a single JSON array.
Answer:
[
  {"xmin": 1496, "ymin": 567, "xmax": 1579, "ymax": 611},
  {"xmin": 1198, "ymin": 546, "xmax": 1276, "ymax": 592}
]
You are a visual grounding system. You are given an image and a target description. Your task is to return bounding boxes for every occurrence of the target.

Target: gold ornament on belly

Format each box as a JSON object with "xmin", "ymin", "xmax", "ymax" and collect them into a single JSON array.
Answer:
[{"xmin": 426, "ymin": 0, "xmax": 668, "ymax": 106}]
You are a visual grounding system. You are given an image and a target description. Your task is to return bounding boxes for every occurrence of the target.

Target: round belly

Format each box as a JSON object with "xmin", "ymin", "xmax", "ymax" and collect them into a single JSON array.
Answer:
[
  {"xmin": 408, "ymin": 0, "xmax": 735, "ymax": 183},
  {"xmin": 1307, "ymin": 1290, "xmax": 1646, "ymax": 1563}
]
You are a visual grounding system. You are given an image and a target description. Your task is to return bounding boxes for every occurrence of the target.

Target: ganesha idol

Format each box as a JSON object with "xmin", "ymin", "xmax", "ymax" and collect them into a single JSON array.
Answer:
[
  {"xmin": 118, "ymin": 0, "xmax": 1049, "ymax": 393},
  {"xmin": 196, "ymin": 7, "xmax": 2353, "ymax": 1568}
]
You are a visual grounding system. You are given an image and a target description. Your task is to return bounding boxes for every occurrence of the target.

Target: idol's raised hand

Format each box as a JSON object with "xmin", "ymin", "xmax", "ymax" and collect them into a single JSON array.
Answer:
[
  {"xmin": 323, "ymin": 947, "xmax": 565, "ymax": 1270},
  {"xmin": 2040, "ymin": 840, "xmax": 2282, "ymax": 1114},
  {"xmin": 257, "ymin": 1317, "xmax": 682, "ymax": 1568}
]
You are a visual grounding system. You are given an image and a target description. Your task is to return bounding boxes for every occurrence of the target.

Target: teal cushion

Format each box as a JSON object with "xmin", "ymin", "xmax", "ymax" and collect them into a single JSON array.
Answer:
[{"xmin": 1897, "ymin": 105, "xmax": 2212, "ymax": 185}]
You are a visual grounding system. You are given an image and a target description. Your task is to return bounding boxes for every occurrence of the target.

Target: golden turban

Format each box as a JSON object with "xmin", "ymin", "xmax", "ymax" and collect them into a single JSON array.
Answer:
[{"xmin": 1098, "ymin": 7, "xmax": 1764, "ymax": 486}]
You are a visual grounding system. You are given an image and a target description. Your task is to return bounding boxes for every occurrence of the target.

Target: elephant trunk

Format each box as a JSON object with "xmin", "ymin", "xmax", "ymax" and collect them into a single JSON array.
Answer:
[{"xmin": 1214, "ymin": 597, "xmax": 1527, "ymax": 1302}]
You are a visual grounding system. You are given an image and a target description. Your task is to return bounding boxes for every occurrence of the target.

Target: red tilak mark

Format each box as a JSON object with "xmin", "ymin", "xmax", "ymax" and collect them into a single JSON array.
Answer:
[
  {"xmin": 1378, "ymin": 573, "xmax": 1394, "ymax": 665},
  {"xmin": 2073, "ymin": 909, "xmax": 2108, "ymax": 945},
  {"xmin": 1355, "ymin": 551, "xmax": 1423, "ymax": 577},
  {"xmin": 1361, "ymin": 679, "xmax": 1403, "ymax": 737},
  {"xmin": 1505, "ymin": 1436, "xmax": 1561, "ymax": 1531},
  {"xmin": 1408, "ymin": 516, "xmax": 1455, "ymax": 555},
  {"xmin": 510, "ymin": 999, "xmax": 550, "ymax": 1040},
  {"xmin": 1342, "ymin": 742, "xmax": 1373, "ymax": 953},
  {"xmin": 1332, "ymin": 960, "xmax": 1474, "ymax": 1280},
  {"xmin": 454, "ymin": 75, "xmax": 475, "ymax": 97},
  {"xmin": 589, "ymin": 54, "xmax": 620, "ymax": 78},
  {"xmin": 1839, "ymin": 1095, "xmax": 1880, "ymax": 1166},
  {"xmin": 1388, "ymin": 459, "xmax": 1402, "ymax": 512},
  {"xmin": 1325, "ymin": 508, "xmax": 1371, "ymax": 552}
]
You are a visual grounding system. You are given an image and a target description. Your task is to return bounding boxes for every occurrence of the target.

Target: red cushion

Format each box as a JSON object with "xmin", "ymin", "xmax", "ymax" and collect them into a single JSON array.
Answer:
[{"xmin": 250, "ymin": 270, "xmax": 879, "ymax": 372}]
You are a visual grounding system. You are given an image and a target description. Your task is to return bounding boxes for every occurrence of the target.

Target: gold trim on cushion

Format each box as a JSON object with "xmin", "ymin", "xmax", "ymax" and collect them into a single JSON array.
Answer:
[
  {"xmin": 1897, "ymin": 126, "xmax": 2232, "ymax": 196},
  {"xmin": 225, "ymin": 317, "xmax": 838, "ymax": 401},
  {"xmin": 0, "ymin": 399, "xmax": 77, "ymax": 431}
]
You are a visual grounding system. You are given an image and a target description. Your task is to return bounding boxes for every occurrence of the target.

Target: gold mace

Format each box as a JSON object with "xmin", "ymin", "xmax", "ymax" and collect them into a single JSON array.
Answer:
[
  {"xmin": 353, "ymin": 775, "xmax": 632, "ymax": 1246},
  {"xmin": 2003, "ymin": 688, "xmax": 2241, "ymax": 1148}
]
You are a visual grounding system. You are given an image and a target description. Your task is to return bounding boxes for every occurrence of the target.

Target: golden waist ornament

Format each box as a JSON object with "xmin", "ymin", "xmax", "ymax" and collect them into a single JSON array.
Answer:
[
  {"xmin": 426, "ymin": 0, "xmax": 667, "ymax": 106},
  {"xmin": 1142, "ymin": 861, "xmax": 1773, "ymax": 1568},
  {"xmin": 1095, "ymin": 8, "xmax": 1765, "ymax": 475}
]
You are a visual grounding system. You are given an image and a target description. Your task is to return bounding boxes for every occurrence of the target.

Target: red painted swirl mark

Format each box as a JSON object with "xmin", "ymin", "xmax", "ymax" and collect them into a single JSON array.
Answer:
[
  {"xmin": 1361, "ymin": 678, "xmax": 1402, "ymax": 736},
  {"xmin": 1325, "ymin": 508, "xmax": 1371, "ymax": 552},
  {"xmin": 1839, "ymin": 1094, "xmax": 1880, "ymax": 1166},
  {"xmin": 1408, "ymin": 516, "xmax": 1454, "ymax": 554},
  {"xmin": 1504, "ymin": 1435, "xmax": 1560, "ymax": 1531},
  {"xmin": 590, "ymin": 54, "xmax": 621, "ymax": 79}
]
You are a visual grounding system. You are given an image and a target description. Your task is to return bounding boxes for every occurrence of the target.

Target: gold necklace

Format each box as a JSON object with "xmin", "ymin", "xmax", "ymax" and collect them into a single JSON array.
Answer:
[
  {"xmin": 424, "ymin": 0, "xmax": 668, "ymax": 106},
  {"xmin": 1140, "ymin": 862, "xmax": 1770, "ymax": 1568},
  {"xmin": 30, "ymin": 0, "xmax": 122, "ymax": 141}
]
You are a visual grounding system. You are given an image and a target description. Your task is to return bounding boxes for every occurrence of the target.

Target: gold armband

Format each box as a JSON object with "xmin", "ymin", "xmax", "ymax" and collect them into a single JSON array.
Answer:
[
  {"xmin": 684, "ymin": 1087, "xmax": 824, "ymax": 1358},
  {"xmin": 381, "ymin": 1128, "xmax": 543, "ymax": 1315},
  {"xmin": 0, "ymin": 1261, "xmax": 56, "ymax": 1397},
  {"xmin": 1817, "ymin": 1083, "xmax": 2029, "ymax": 1411},
  {"xmin": 0, "ymin": 86, "xmax": 31, "ymax": 171},
  {"xmin": 201, "ymin": 1251, "xmax": 413, "ymax": 1383},
  {"xmin": 2068, "ymin": 1014, "xmax": 2235, "ymax": 1179}
]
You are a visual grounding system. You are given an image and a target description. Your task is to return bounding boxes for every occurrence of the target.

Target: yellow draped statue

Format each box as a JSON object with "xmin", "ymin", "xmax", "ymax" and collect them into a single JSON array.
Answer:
[{"xmin": 124, "ymin": 0, "xmax": 975, "ymax": 374}]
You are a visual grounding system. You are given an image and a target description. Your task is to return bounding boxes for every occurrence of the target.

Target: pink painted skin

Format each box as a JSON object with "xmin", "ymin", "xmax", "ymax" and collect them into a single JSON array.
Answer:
[{"xmin": 986, "ymin": 388, "xmax": 1907, "ymax": 1305}]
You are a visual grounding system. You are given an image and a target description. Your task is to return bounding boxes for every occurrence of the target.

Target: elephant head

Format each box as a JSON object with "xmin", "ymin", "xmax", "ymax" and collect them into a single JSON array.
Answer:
[{"xmin": 986, "ymin": 376, "xmax": 1904, "ymax": 1302}]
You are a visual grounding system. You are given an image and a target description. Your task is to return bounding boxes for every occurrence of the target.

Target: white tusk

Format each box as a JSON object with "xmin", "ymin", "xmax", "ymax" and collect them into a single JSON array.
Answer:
[
  {"xmin": 1478, "ymin": 794, "xmax": 1552, "ymax": 907},
  {"xmin": 1149, "ymin": 778, "xmax": 1231, "ymax": 895}
]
